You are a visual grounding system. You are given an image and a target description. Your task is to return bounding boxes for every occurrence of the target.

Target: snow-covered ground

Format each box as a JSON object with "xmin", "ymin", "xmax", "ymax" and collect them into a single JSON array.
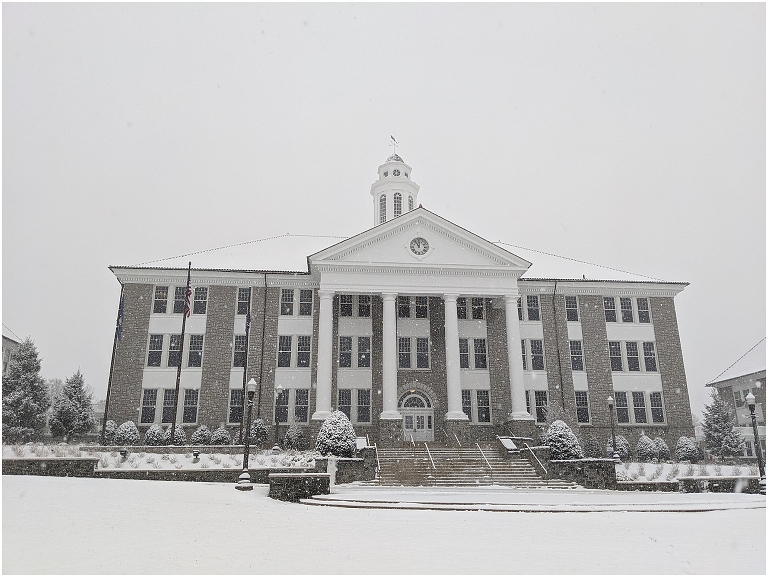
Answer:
[
  {"xmin": 615, "ymin": 461, "xmax": 760, "ymax": 482},
  {"xmin": 3, "ymin": 476, "xmax": 765, "ymax": 574}
]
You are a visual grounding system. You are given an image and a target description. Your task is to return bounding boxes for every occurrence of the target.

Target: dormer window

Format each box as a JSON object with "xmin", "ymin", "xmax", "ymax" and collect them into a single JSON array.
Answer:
[
  {"xmin": 393, "ymin": 169, "xmax": 401, "ymax": 177},
  {"xmin": 383, "ymin": 171, "xmax": 388, "ymax": 177},
  {"xmin": 394, "ymin": 193, "xmax": 402, "ymax": 217},
  {"xmin": 405, "ymin": 173, "xmax": 409, "ymax": 178}
]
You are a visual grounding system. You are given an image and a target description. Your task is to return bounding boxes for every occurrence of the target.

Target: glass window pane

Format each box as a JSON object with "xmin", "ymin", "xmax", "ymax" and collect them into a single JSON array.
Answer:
[
  {"xmin": 477, "ymin": 390, "xmax": 490, "ymax": 422},
  {"xmin": 358, "ymin": 295, "xmax": 371, "ymax": 317},
  {"xmin": 193, "ymin": 287, "xmax": 208, "ymax": 315},
  {"xmin": 339, "ymin": 295, "xmax": 353, "ymax": 317},
  {"xmin": 280, "ymin": 289, "xmax": 294, "ymax": 315},
  {"xmin": 527, "ymin": 295, "xmax": 540, "ymax": 321},
  {"xmin": 339, "ymin": 336, "xmax": 352, "ymax": 368},
  {"xmin": 357, "ymin": 337, "xmax": 371, "ymax": 368}
]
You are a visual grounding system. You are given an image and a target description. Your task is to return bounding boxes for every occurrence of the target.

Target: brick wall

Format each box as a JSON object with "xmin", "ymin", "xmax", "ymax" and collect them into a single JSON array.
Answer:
[
  {"xmin": 198, "ymin": 285, "xmax": 237, "ymax": 428},
  {"xmin": 254, "ymin": 287, "xmax": 280, "ymax": 422},
  {"xmin": 486, "ymin": 300, "xmax": 512, "ymax": 425},
  {"xmin": 371, "ymin": 295, "xmax": 384, "ymax": 440},
  {"xmin": 541, "ymin": 292, "xmax": 577, "ymax": 420},
  {"xmin": 579, "ymin": 295, "xmax": 614, "ymax": 432},
  {"xmin": 107, "ymin": 284, "xmax": 153, "ymax": 425}
]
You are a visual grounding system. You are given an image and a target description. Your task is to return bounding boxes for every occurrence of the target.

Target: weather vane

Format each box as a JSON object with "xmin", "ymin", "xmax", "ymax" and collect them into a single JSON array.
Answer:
[{"xmin": 390, "ymin": 135, "xmax": 399, "ymax": 156}]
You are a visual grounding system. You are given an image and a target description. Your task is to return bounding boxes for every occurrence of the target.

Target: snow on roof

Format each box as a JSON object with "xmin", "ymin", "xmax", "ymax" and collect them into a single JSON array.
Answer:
[{"xmin": 707, "ymin": 339, "xmax": 766, "ymax": 384}]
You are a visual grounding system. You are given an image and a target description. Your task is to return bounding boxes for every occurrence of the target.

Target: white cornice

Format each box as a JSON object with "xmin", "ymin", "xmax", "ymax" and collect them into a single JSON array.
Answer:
[
  {"xmin": 518, "ymin": 278, "xmax": 687, "ymax": 297},
  {"xmin": 312, "ymin": 263, "xmax": 524, "ymax": 278},
  {"xmin": 110, "ymin": 267, "xmax": 311, "ymax": 287}
]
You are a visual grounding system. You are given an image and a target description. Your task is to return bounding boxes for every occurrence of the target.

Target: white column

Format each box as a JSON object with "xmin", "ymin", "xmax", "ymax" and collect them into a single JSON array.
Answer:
[
  {"xmin": 444, "ymin": 294, "xmax": 469, "ymax": 420},
  {"xmin": 505, "ymin": 294, "xmax": 533, "ymax": 420},
  {"xmin": 380, "ymin": 292, "xmax": 401, "ymax": 419},
  {"xmin": 312, "ymin": 289, "xmax": 334, "ymax": 420}
]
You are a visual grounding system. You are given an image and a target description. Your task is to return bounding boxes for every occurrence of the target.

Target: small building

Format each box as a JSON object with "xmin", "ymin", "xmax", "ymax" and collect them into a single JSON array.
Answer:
[
  {"xmin": 2, "ymin": 326, "xmax": 21, "ymax": 376},
  {"xmin": 707, "ymin": 369, "xmax": 766, "ymax": 460}
]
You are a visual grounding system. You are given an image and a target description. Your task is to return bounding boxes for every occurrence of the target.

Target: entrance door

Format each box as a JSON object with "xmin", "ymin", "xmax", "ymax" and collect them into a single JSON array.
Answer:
[{"xmin": 399, "ymin": 391, "xmax": 434, "ymax": 442}]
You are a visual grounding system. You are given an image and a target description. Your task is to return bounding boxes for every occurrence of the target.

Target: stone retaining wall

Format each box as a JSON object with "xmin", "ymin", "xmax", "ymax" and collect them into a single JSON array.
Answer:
[
  {"xmin": 548, "ymin": 459, "xmax": 617, "ymax": 489},
  {"xmin": 268, "ymin": 473, "xmax": 331, "ymax": 502},
  {"xmin": 2, "ymin": 458, "xmax": 99, "ymax": 477}
]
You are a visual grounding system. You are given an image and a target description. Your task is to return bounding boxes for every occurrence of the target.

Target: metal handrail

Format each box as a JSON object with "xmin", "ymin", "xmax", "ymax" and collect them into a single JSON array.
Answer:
[
  {"xmin": 373, "ymin": 442, "xmax": 381, "ymax": 473},
  {"xmin": 453, "ymin": 433, "xmax": 462, "ymax": 448},
  {"xmin": 366, "ymin": 434, "xmax": 370, "ymax": 447},
  {"xmin": 523, "ymin": 442, "xmax": 548, "ymax": 476},
  {"xmin": 424, "ymin": 442, "xmax": 436, "ymax": 470},
  {"xmin": 476, "ymin": 442, "xmax": 493, "ymax": 478},
  {"xmin": 440, "ymin": 427, "xmax": 450, "ymax": 443},
  {"xmin": 410, "ymin": 434, "xmax": 415, "ymax": 447}
]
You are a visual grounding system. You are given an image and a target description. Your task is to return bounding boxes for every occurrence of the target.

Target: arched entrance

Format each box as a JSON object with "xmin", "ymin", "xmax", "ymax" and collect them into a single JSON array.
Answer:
[{"xmin": 398, "ymin": 389, "xmax": 434, "ymax": 442}]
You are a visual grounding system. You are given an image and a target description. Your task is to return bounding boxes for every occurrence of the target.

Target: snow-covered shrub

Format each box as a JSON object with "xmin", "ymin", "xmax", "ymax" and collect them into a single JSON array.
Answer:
[
  {"xmin": 675, "ymin": 436, "xmax": 699, "ymax": 463},
  {"xmin": 606, "ymin": 435, "xmax": 630, "ymax": 460},
  {"xmin": 544, "ymin": 420, "xmax": 584, "ymax": 460},
  {"xmin": 635, "ymin": 434, "xmax": 658, "ymax": 462},
  {"xmin": 583, "ymin": 435, "xmax": 602, "ymax": 458},
  {"xmin": 315, "ymin": 410, "xmax": 356, "ymax": 457},
  {"xmin": 283, "ymin": 421, "xmax": 305, "ymax": 450},
  {"xmin": 190, "ymin": 425, "xmax": 212, "ymax": 445},
  {"xmin": 143, "ymin": 424, "xmax": 165, "ymax": 446},
  {"xmin": 103, "ymin": 420, "xmax": 118, "ymax": 445},
  {"xmin": 164, "ymin": 425, "xmax": 187, "ymax": 446},
  {"xmin": 113, "ymin": 421, "xmax": 140, "ymax": 446},
  {"xmin": 249, "ymin": 419, "xmax": 269, "ymax": 448},
  {"xmin": 653, "ymin": 437, "xmax": 670, "ymax": 461},
  {"xmin": 210, "ymin": 426, "xmax": 232, "ymax": 445}
]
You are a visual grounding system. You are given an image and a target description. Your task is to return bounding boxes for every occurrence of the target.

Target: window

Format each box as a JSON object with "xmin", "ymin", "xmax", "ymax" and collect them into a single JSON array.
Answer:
[
  {"xmin": 745, "ymin": 440, "xmax": 753, "ymax": 457},
  {"xmin": 339, "ymin": 336, "xmax": 370, "ymax": 369},
  {"xmin": 281, "ymin": 289, "xmax": 294, "ymax": 315},
  {"xmin": 339, "ymin": 295, "xmax": 353, "ymax": 317},
  {"xmin": 459, "ymin": 339, "xmax": 470, "ymax": 369},
  {"xmin": 358, "ymin": 295, "xmax": 371, "ymax": 317},
  {"xmin": 278, "ymin": 336, "xmax": 292, "ymax": 367},
  {"xmin": 294, "ymin": 389, "xmax": 309, "ymax": 422},
  {"xmin": 615, "ymin": 391, "xmax": 630, "ymax": 423},
  {"xmin": 609, "ymin": 341, "xmax": 623, "ymax": 371},
  {"xmin": 462, "ymin": 390, "xmax": 472, "ymax": 419},
  {"xmin": 148, "ymin": 335, "xmax": 163, "ymax": 367},
  {"xmin": 398, "ymin": 337, "xmax": 429, "ymax": 369},
  {"xmin": 457, "ymin": 298, "xmax": 467, "ymax": 320},
  {"xmin": 649, "ymin": 392, "xmax": 665, "ymax": 423},
  {"xmin": 517, "ymin": 297, "xmax": 523, "ymax": 321},
  {"xmin": 339, "ymin": 337, "xmax": 352, "ymax": 368},
  {"xmin": 357, "ymin": 390, "xmax": 371, "ymax": 423},
  {"xmin": 565, "ymin": 296, "xmax": 579, "ymax": 321},
  {"xmin": 416, "ymin": 338, "xmax": 429, "ymax": 368},
  {"xmin": 637, "ymin": 298, "xmax": 651, "ymax": 323},
  {"xmin": 620, "ymin": 298, "xmax": 634, "ymax": 323},
  {"xmin": 299, "ymin": 290, "xmax": 313, "ymax": 316},
  {"xmin": 471, "ymin": 298, "xmax": 485, "ymax": 320},
  {"xmin": 521, "ymin": 340, "xmax": 527, "ymax": 371},
  {"xmin": 643, "ymin": 342, "xmax": 657, "ymax": 372},
  {"xmin": 398, "ymin": 296, "xmax": 410, "ymax": 318},
  {"xmin": 575, "ymin": 391, "xmax": 590, "ymax": 423},
  {"xmin": 141, "ymin": 389, "xmax": 157, "ymax": 424},
  {"xmin": 379, "ymin": 195, "xmax": 386, "ymax": 223},
  {"xmin": 193, "ymin": 287, "xmax": 208, "ymax": 315},
  {"xmin": 168, "ymin": 334, "xmax": 182, "ymax": 368},
  {"xmin": 626, "ymin": 342, "xmax": 640, "ymax": 372},
  {"xmin": 408, "ymin": 196, "xmax": 414, "ymax": 211},
  {"xmin": 462, "ymin": 390, "xmax": 491, "ymax": 423},
  {"xmin": 188, "ymin": 335, "xmax": 203, "ymax": 367},
  {"xmin": 569, "ymin": 340, "xmax": 584, "ymax": 371},
  {"xmin": 173, "ymin": 287, "xmax": 187, "ymax": 314},
  {"xmin": 275, "ymin": 389, "xmax": 289, "ymax": 423},
  {"xmin": 358, "ymin": 337, "xmax": 371, "ymax": 368},
  {"xmin": 153, "ymin": 286, "xmax": 168, "ymax": 313},
  {"xmin": 526, "ymin": 295, "xmax": 540, "ymax": 321},
  {"xmin": 237, "ymin": 288, "xmax": 251, "ymax": 315},
  {"xmin": 233, "ymin": 335, "xmax": 247, "ymax": 367},
  {"xmin": 183, "ymin": 389, "xmax": 198, "ymax": 423},
  {"xmin": 632, "ymin": 392, "xmax": 647, "ymax": 423},
  {"xmin": 338, "ymin": 389, "xmax": 352, "ymax": 419},
  {"xmin": 534, "ymin": 391, "xmax": 548, "ymax": 423},
  {"xmin": 530, "ymin": 339, "xmax": 545, "ymax": 371},
  {"xmin": 734, "ymin": 389, "xmax": 744, "ymax": 408},
  {"xmin": 477, "ymin": 390, "xmax": 491, "ymax": 423},
  {"xmin": 399, "ymin": 337, "xmax": 411, "ymax": 368},
  {"xmin": 162, "ymin": 389, "xmax": 177, "ymax": 423},
  {"xmin": 474, "ymin": 339, "xmax": 488, "ymax": 369},
  {"xmin": 415, "ymin": 297, "xmax": 428, "ymax": 319},
  {"xmin": 604, "ymin": 297, "xmax": 617, "ymax": 323},
  {"xmin": 337, "ymin": 389, "xmax": 371, "ymax": 424},
  {"xmin": 399, "ymin": 296, "xmax": 428, "ymax": 318},
  {"xmin": 229, "ymin": 389, "xmax": 244, "ymax": 423},
  {"xmin": 394, "ymin": 193, "xmax": 402, "ymax": 217},
  {"xmin": 297, "ymin": 336, "xmax": 311, "ymax": 367}
]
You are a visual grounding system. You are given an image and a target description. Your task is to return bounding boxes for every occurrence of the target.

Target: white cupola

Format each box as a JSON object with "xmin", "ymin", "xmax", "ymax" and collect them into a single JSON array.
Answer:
[{"xmin": 370, "ymin": 154, "xmax": 420, "ymax": 226}]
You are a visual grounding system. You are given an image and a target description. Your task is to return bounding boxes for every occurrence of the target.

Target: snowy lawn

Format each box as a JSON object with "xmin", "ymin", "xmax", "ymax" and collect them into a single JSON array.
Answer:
[
  {"xmin": 3, "ymin": 476, "xmax": 765, "ymax": 574},
  {"xmin": 616, "ymin": 461, "xmax": 760, "ymax": 482}
]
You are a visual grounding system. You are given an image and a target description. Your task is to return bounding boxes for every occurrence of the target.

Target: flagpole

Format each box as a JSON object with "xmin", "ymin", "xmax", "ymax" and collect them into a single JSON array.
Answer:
[
  {"xmin": 100, "ymin": 284, "xmax": 124, "ymax": 445},
  {"xmin": 169, "ymin": 262, "xmax": 191, "ymax": 446},
  {"xmin": 238, "ymin": 302, "xmax": 252, "ymax": 444}
]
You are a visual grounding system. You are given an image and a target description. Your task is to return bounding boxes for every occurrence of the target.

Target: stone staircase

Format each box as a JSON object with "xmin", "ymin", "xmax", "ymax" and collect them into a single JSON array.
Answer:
[{"xmin": 371, "ymin": 443, "xmax": 578, "ymax": 488}]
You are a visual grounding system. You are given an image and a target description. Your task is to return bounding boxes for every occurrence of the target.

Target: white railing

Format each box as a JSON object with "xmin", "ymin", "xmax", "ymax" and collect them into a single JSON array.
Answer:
[
  {"xmin": 454, "ymin": 433, "xmax": 462, "ymax": 448},
  {"xmin": 410, "ymin": 434, "xmax": 415, "ymax": 447},
  {"xmin": 424, "ymin": 442, "xmax": 436, "ymax": 470},
  {"xmin": 476, "ymin": 442, "xmax": 493, "ymax": 478},
  {"xmin": 366, "ymin": 434, "xmax": 370, "ymax": 447},
  {"xmin": 373, "ymin": 442, "xmax": 381, "ymax": 473},
  {"xmin": 523, "ymin": 442, "xmax": 548, "ymax": 476}
]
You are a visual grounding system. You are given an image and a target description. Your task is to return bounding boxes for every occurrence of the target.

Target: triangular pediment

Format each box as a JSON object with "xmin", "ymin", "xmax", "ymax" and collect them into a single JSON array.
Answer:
[{"xmin": 309, "ymin": 208, "xmax": 531, "ymax": 272}]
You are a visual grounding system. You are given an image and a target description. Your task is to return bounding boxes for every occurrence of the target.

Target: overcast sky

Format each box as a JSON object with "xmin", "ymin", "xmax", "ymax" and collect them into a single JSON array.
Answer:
[{"xmin": 3, "ymin": 3, "xmax": 765, "ymax": 418}]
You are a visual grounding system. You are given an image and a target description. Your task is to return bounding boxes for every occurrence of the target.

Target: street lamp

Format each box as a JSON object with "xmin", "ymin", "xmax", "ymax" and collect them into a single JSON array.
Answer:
[
  {"xmin": 235, "ymin": 378, "xmax": 258, "ymax": 491},
  {"xmin": 607, "ymin": 396, "xmax": 618, "ymax": 461},
  {"xmin": 745, "ymin": 392, "xmax": 766, "ymax": 493},
  {"xmin": 273, "ymin": 383, "xmax": 285, "ymax": 452}
]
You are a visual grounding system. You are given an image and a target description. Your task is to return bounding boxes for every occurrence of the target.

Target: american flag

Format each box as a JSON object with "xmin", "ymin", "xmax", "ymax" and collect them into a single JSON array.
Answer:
[
  {"xmin": 245, "ymin": 312, "xmax": 252, "ymax": 334},
  {"xmin": 116, "ymin": 293, "xmax": 125, "ymax": 341},
  {"xmin": 185, "ymin": 282, "xmax": 192, "ymax": 317}
]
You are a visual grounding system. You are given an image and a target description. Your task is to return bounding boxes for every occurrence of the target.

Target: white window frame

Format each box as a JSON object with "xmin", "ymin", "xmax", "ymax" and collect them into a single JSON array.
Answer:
[
  {"xmin": 228, "ymin": 388, "xmax": 244, "ymax": 424},
  {"xmin": 459, "ymin": 338, "xmax": 489, "ymax": 370},
  {"xmin": 526, "ymin": 390, "xmax": 549, "ymax": 423},
  {"xmin": 604, "ymin": 296, "xmax": 652, "ymax": 324},
  {"xmin": 461, "ymin": 389, "xmax": 492, "ymax": 424},
  {"xmin": 398, "ymin": 336, "xmax": 430, "ymax": 370},
  {"xmin": 338, "ymin": 336, "xmax": 371, "ymax": 369},
  {"xmin": 521, "ymin": 339, "xmax": 545, "ymax": 371},
  {"xmin": 337, "ymin": 388, "xmax": 372, "ymax": 424},
  {"xmin": 237, "ymin": 287, "xmax": 251, "ymax": 316},
  {"xmin": 569, "ymin": 340, "xmax": 584, "ymax": 372},
  {"xmin": 575, "ymin": 391, "xmax": 590, "ymax": 423},
  {"xmin": 565, "ymin": 295, "xmax": 579, "ymax": 322},
  {"xmin": 613, "ymin": 390, "xmax": 664, "ymax": 425},
  {"xmin": 280, "ymin": 288, "xmax": 314, "ymax": 317},
  {"xmin": 608, "ymin": 341, "xmax": 658, "ymax": 373},
  {"xmin": 398, "ymin": 296, "xmax": 429, "ymax": 319},
  {"xmin": 276, "ymin": 335, "xmax": 312, "ymax": 369},
  {"xmin": 192, "ymin": 287, "xmax": 208, "ymax": 315},
  {"xmin": 338, "ymin": 294, "xmax": 372, "ymax": 318},
  {"xmin": 140, "ymin": 389, "xmax": 158, "ymax": 424},
  {"xmin": 274, "ymin": 388, "xmax": 310, "ymax": 424}
]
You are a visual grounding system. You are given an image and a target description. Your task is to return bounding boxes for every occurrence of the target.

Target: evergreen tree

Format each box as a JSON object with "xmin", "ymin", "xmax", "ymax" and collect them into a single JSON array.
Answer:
[
  {"xmin": 315, "ymin": 411, "xmax": 357, "ymax": 457},
  {"xmin": 653, "ymin": 437, "xmax": 671, "ymax": 461},
  {"xmin": 606, "ymin": 435, "xmax": 630, "ymax": 460},
  {"xmin": 282, "ymin": 421, "xmax": 305, "ymax": 450},
  {"xmin": 675, "ymin": 436, "xmax": 700, "ymax": 463},
  {"xmin": 190, "ymin": 425, "xmax": 212, "ymax": 445},
  {"xmin": 103, "ymin": 420, "xmax": 118, "ymax": 445},
  {"xmin": 635, "ymin": 433, "xmax": 659, "ymax": 462},
  {"xmin": 114, "ymin": 421, "xmax": 140, "ymax": 445},
  {"xmin": 249, "ymin": 419, "xmax": 269, "ymax": 448},
  {"xmin": 48, "ymin": 370, "xmax": 95, "ymax": 441},
  {"xmin": 703, "ymin": 389, "xmax": 746, "ymax": 460},
  {"xmin": 541, "ymin": 402, "xmax": 580, "ymax": 444},
  {"xmin": 2, "ymin": 338, "xmax": 50, "ymax": 443},
  {"xmin": 583, "ymin": 435, "xmax": 602, "ymax": 458},
  {"xmin": 545, "ymin": 420, "xmax": 584, "ymax": 460}
]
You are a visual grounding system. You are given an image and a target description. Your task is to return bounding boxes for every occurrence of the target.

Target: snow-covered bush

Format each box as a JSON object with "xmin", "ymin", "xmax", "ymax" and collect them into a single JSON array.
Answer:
[
  {"xmin": 583, "ymin": 435, "xmax": 602, "ymax": 458},
  {"xmin": 315, "ymin": 410, "xmax": 356, "ymax": 457},
  {"xmin": 164, "ymin": 425, "xmax": 187, "ymax": 446},
  {"xmin": 283, "ymin": 421, "xmax": 305, "ymax": 450},
  {"xmin": 653, "ymin": 437, "xmax": 670, "ymax": 461},
  {"xmin": 190, "ymin": 425, "xmax": 212, "ymax": 445},
  {"xmin": 675, "ymin": 436, "xmax": 699, "ymax": 463},
  {"xmin": 249, "ymin": 419, "xmax": 269, "ymax": 448},
  {"xmin": 210, "ymin": 426, "xmax": 232, "ymax": 445},
  {"xmin": 544, "ymin": 420, "xmax": 584, "ymax": 460},
  {"xmin": 143, "ymin": 424, "xmax": 165, "ymax": 446},
  {"xmin": 702, "ymin": 389, "xmax": 746, "ymax": 460},
  {"xmin": 48, "ymin": 370, "xmax": 95, "ymax": 441},
  {"xmin": 103, "ymin": 420, "xmax": 117, "ymax": 445},
  {"xmin": 635, "ymin": 434, "xmax": 658, "ymax": 462},
  {"xmin": 606, "ymin": 435, "xmax": 630, "ymax": 460},
  {"xmin": 114, "ymin": 421, "xmax": 140, "ymax": 446}
]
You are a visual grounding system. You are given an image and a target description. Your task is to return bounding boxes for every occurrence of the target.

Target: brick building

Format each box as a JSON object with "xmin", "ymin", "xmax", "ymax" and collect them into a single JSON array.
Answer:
[{"xmin": 105, "ymin": 154, "xmax": 695, "ymax": 449}]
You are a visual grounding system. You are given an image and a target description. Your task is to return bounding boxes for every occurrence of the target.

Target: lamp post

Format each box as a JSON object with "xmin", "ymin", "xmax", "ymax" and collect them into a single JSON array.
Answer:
[
  {"xmin": 273, "ymin": 383, "xmax": 285, "ymax": 452},
  {"xmin": 745, "ymin": 392, "xmax": 766, "ymax": 493},
  {"xmin": 607, "ymin": 396, "xmax": 618, "ymax": 461},
  {"xmin": 235, "ymin": 379, "xmax": 258, "ymax": 491}
]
